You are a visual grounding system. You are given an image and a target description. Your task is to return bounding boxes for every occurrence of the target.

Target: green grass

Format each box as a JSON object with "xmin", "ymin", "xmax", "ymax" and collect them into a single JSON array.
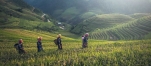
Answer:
[{"xmin": 0, "ymin": 29, "xmax": 151, "ymax": 66}]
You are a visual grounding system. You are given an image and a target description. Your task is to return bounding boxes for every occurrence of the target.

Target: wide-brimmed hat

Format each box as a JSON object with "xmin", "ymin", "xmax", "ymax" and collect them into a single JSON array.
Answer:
[
  {"xmin": 37, "ymin": 37, "xmax": 42, "ymax": 41},
  {"xmin": 85, "ymin": 33, "xmax": 89, "ymax": 37},
  {"xmin": 19, "ymin": 39, "xmax": 23, "ymax": 44},
  {"xmin": 57, "ymin": 34, "xmax": 62, "ymax": 37}
]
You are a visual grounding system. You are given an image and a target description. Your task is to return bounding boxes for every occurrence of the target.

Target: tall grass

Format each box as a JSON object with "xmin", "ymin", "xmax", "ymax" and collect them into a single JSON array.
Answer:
[{"xmin": 0, "ymin": 29, "xmax": 151, "ymax": 66}]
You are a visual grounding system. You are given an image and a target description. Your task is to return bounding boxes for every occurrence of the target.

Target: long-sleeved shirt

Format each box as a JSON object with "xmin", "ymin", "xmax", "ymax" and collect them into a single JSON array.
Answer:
[
  {"xmin": 18, "ymin": 44, "xmax": 23, "ymax": 50},
  {"xmin": 37, "ymin": 41, "xmax": 42, "ymax": 47},
  {"xmin": 83, "ymin": 37, "xmax": 88, "ymax": 43},
  {"xmin": 57, "ymin": 37, "xmax": 61, "ymax": 44}
]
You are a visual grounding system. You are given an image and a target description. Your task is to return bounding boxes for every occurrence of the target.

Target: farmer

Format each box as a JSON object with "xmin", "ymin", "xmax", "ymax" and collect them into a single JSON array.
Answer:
[
  {"xmin": 18, "ymin": 39, "xmax": 26, "ymax": 54},
  {"xmin": 37, "ymin": 37, "xmax": 43, "ymax": 52},
  {"xmin": 83, "ymin": 33, "xmax": 89, "ymax": 48},
  {"xmin": 57, "ymin": 34, "xmax": 62, "ymax": 50},
  {"xmin": 82, "ymin": 35, "xmax": 84, "ymax": 48}
]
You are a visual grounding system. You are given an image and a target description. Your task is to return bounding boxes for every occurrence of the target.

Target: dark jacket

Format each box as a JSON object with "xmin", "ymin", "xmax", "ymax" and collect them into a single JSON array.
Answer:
[
  {"xmin": 83, "ymin": 36, "xmax": 88, "ymax": 43},
  {"xmin": 37, "ymin": 41, "xmax": 42, "ymax": 47},
  {"xmin": 57, "ymin": 37, "xmax": 62, "ymax": 49},
  {"xmin": 57, "ymin": 37, "xmax": 61, "ymax": 45},
  {"xmin": 18, "ymin": 44, "xmax": 23, "ymax": 50}
]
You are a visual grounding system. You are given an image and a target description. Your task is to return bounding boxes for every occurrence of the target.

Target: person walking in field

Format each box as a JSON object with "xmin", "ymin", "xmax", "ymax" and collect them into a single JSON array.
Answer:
[
  {"xmin": 37, "ymin": 37, "xmax": 43, "ymax": 52},
  {"xmin": 17, "ymin": 39, "xmax": 26, "ymax": 54},
  {"xmin": 82, "ymin": 35, "xmax": 84, "ymax": 48},
  {"xmin": 83, "ymin": 33, "xmax": 89, "ymax": 48},
  {"xmin": 57, "ymin": 34, "xmax": 62, "ymax": 50}
]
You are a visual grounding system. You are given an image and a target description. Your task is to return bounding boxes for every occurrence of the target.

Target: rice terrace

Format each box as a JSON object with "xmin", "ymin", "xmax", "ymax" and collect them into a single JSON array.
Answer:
[
  {"xmin": 0, "ymin": 29, "xmax": 151, "ymax": 66},
  {"xmin": 0, "ymin": 0, "xmax": 151, "ymax": 66}
]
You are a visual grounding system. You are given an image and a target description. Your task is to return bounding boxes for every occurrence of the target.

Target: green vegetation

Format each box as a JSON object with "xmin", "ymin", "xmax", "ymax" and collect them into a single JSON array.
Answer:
[
  {"xmin": 1, "ymin": 0, "xmax": 151, "ymax": 40},
  {"xmin": 0, "ymin": 0, "xmax": 151, "ymax": 65},
  {"xmin": 59, "ymin": 7, "xmax": 80, "ymax": 23},
  {"xmin": 0, "ymin": 17, "xmax": 58, "ymax": 32},
  {"xmin": 71, "ymin": 14, "xmax": 135, "ymax": 35},
  {"xmin": 89, "ymin": 15, "xmax": 151, "ymax": 40},
  {"xmin": 0, "ymin": 29, "xmax": 151, "ymax": 66},
  {"xmin": 0, "ymin": 0, "xmax": 59, "ymax": 32},
  {"xmin": 24, "ymin": 0, "xmax": 151, "ymax": 25},
  {"xmin": 0, "ymin": 0, "xmax": 43, "ymax": 21},
  {"xmin": 18, "ymin": 0, "xmax": 151, "ymax": 40}
]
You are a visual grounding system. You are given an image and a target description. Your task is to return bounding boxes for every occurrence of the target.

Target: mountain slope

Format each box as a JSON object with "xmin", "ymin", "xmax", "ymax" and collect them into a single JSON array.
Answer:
[
  {"xmin": 71, "ymin": 14, "xmax": 135, "ymax": 34},
  {"xmin": 89, "ymin": 15, "xmax": 151, "ymax": 40},
  {"xmin": 0, "ymin": 0, "xmax": 58, "ymax": 32},
  {"xmin": 0, "ymin": 0, "xmax": 43, "ymax": 21},
  {"xmin": 1, "ymin": 0, "xmax": 151, "ymax": 40},
  {"xmin": 23, "ymin": 0, "xmax": 151, "ymax": 24},
  {"xmin": 23, "ymin": 0, "xmax": 151, "ymax": 39}
]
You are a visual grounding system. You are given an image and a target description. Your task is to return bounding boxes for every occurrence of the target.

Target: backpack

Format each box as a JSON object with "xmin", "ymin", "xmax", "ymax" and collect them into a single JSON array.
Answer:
[
  {"xmin": 54, "ymin": 39, "xmax": 57, "ymax": 45},
  {"xmin": 14, "ymin": 43, "xmax": 19, "ymax": 50}
]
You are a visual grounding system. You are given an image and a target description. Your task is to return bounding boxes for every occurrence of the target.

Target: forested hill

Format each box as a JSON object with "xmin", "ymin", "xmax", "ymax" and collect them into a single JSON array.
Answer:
[
  {"xmin": 0, "ymin": 0, "xmax": 44, "ymax": 21},
  {"xmin": 18, "ymin": 0, "xmax": 151, "ymax": 40},
  {"xmin": 1, "ymin": 0, "xmax": 151, "ymax": 40},
  {"xmin": 0, "ymin": 0, "xmax": 59, "ymax": 32},
  {"xmin": 24, "ymin": 0, "xmax": 151, "ymax": 24}
]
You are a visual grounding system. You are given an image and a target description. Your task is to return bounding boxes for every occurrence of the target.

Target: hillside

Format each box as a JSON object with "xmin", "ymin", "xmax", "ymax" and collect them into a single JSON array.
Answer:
[
  {"xmin": 0, "ymin": 0, "xmax": 43, "ymax": 21},
  {"xmin": 1, "ymin": 0, "xmax": 151, "ymax": 40},
  {"xmin": 23, "ymin": 0, "xmax": 151, "ymax": 39},
  {"xmin": 0, "ymin": 29, "xmax": 74, "ymax": 42},
  {"xmin": 0, "ymin": 0, "xmax": 58, "ymax": 32},
  {"xmin": 23, "ymin": 0, "xmax": 151, "ymax": 24},
  {"xmin": 0, "ymin": 29, "xmax": 151, "ymax": 66},
  {"xmin": 89, "ymin": 15, "xmax": 151, "ymax": 40},
  {"xmin": 71, "ymin": 14, "xmax": 135, "ymax": 34},
  {"xmin": 0, "ymin": 1, "xmax": 151, "ymax": 65}
]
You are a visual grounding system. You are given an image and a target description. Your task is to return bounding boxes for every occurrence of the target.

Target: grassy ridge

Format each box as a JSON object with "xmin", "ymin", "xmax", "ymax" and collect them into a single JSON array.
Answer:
[
  {"xmin": 0, "ymin": 29, "xmax": 74, "ymax": 42},
  {"xmin": 0, "ymin": 29, "xmax": 151, "ymax": 66},
  {"xmin": 0, "ymin": 0, "xmax": 59, "ymax": 33},
  {"xmin": 89, "ymin": 15, "xmax": 151, "ymax": 40},
  {"xmin": 0, "ymin": 17, "xmax": 57, "ymax": 32},
  {"xmin": 71, "ymin": 14, "xmax": 134, "ymax": 34},
  {"xmin": 0, "ymin": 0, "xmax": 43, "ymax": 21},
  {"xmin": 71, "ymin": 13, "xmax": 151, "ymax": 40}
]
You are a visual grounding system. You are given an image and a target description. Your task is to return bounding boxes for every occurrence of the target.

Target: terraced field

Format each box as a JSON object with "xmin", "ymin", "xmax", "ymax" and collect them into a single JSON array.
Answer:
[
  {"xmin": 0, "ymin": 29, "xmax": 151, "ymax": 66},
  {"xmin": 89, "ymin": 15, "xmax": 151, "ymax": 40}
]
